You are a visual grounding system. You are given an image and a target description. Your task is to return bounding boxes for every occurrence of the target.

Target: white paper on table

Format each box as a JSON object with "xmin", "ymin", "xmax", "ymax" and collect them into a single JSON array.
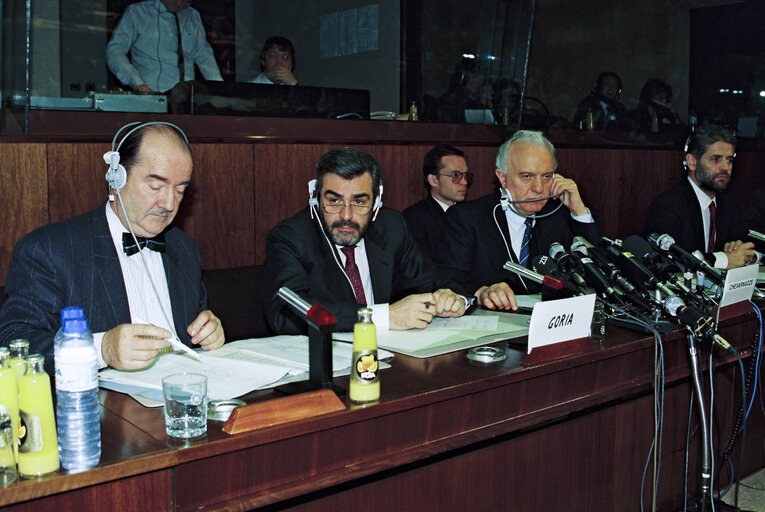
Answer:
[{"xmin": 99, "ymin": 351, "xmax": 290, "ymax": 400}]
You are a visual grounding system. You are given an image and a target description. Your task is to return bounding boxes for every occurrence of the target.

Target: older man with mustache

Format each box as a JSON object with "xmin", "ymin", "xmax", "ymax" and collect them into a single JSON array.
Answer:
[{"xmin": 0, "ymin": 122, "xmax": 224, "ymax": 373}]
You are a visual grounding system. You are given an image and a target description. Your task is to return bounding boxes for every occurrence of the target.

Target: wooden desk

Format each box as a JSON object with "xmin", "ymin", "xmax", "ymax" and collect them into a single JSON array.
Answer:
[{"xmin": 1, "ymin": 311, "xmax": 762, "ymax": 512}]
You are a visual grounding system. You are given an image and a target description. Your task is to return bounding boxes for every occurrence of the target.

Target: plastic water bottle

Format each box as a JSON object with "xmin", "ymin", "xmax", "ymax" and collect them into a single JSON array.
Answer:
[
  {"xmin": 54, "ymin": 310, "xmax": 100, "ymax": 471},
  {"xmin": 54, "ymin": 307, "xmax": 84, "ymax": 350}
]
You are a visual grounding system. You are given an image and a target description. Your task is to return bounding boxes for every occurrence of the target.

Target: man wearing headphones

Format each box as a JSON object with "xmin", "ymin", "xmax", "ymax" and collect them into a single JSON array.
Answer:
[
  {"xmin": 0, "ymin": 123, "xmax": 224, "ymax": 373},
  {"xmin": 433, "ymin": 130, "xmax": 601, "ymax": 311},
  {"xmin": 403, "ymin": 144, "xmax": 471, "ymax": 259},
  {"xmin": 263, "ymin": 147, "xmax": 465, "ymax": 334},
  {"xmin": 572, "ymin": 72, "xmax": 630, "ymax": 131},
  {"xmin": 643, "ymin": 124, "xmax": 755, "ymax": 269}
]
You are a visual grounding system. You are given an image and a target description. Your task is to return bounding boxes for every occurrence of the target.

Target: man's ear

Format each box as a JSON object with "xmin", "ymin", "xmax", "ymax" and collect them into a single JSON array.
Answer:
[
  {"xmin": 427, "ymin": 173, "xmax": 439, "ymax": 189},
  {"xmin": 685, "ymin": 154, "xmax": 697, "ymax": 172},
  {"xmin": 495, "ymin": 168, "xmax": 507, "ymax": 189}
]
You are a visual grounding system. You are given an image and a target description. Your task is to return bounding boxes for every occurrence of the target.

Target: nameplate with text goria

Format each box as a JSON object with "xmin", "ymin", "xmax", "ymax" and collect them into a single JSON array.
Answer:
[
  {"xmin": 719, "ymin": 264, "xmax": 759, "ymax": 308},
  {"xmin": 527, "ymin": 294, "xmax": 596, "ymax": 353}
]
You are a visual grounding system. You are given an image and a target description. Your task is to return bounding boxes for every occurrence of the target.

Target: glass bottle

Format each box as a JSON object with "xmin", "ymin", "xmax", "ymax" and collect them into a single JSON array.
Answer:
[
  {"xmin": 17, "ymin": 354, "xmax": 59, "ymax": 477},
  {"xmin": 349, "ymin": 308, "xmax": 379, "ymax": 403}
]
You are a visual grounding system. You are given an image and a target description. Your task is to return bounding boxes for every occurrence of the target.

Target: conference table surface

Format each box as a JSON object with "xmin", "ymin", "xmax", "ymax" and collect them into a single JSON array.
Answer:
[{"xmin": 0, "ymin": 307, "xmax": 763, "ymax": 512}]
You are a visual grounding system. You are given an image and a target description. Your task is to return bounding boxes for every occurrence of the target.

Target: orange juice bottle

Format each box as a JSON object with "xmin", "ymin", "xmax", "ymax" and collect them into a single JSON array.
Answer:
[
  {"xmin": 349, "ymin": 308, "xmax": 379, "ymax": 403},
  {"xmin": 8, "ymin": 339, "xmax": 29, "ymax": 385},
  {"xmin": 0, "ymin": 347, "xmax": 20, "ymax": 462},
  {"xmin": 17, "ymin": 354, "xmax": 59, "ymax": 477}
]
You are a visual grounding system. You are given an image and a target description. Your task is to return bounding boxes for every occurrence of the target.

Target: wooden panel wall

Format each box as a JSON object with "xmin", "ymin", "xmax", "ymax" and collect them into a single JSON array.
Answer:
[{"xmin": 0, "ymin": 140, "xmax": 763, "ymax": 286}]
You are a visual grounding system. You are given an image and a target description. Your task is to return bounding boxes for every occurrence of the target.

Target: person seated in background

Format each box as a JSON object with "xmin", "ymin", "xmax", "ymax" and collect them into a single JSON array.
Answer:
[
  {"xmin": 263, "ymin": 148, "xmax": 465, "ymax": 334},
  {"xmin": 434, "ymin": 57, "xmax": 494, "ymax": 123},
  {"xmin": 249, "ymin": 36, "xmax": 298, "ymax": 86},
  {"xmin": 643, "ymin": 124, "xmax": 755, "ymax": 269},
  {"xmin": 433, "ymin": 130, "xmax": 601, "ymax": 311},
  {"xmin": 631, "ymin": 78, "xmax": 683, "ymax": 133},
  {"xmin": 572, "ymin": 72, "xmax": 630, "ymax": 131},
  {"xmin": 106, "ymin": 0, "xmax": 222, "ymax": 94},
  {"xmin": 403, "ymin": 145, "xmax": 471, "ymax": 259}
]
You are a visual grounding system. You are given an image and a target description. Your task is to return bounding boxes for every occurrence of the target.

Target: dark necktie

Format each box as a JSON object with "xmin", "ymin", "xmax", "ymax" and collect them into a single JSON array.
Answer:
[
  {"xmin": 175, "ymin": 14, "xmax": 185, "ymax": 83},
  {"xmin": 123, "ymin": 232, "xmax": 166, "ymax": 256},
  {"xmin": 708, "ymin": 200, "xmax": 716, "ymax": 253},
  {"xmin": 341, "ymin": 246, "xmax": 367, "ymax": 305},
  {"xmin": 519, "ymin": 217, "xmax": 534, "ymax": 267}
]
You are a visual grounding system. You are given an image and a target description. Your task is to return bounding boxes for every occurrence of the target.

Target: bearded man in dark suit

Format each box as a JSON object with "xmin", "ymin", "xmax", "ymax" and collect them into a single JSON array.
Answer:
[{"xmin": 264, "ymin": 147, "xmax": 466, "ymax": 334}]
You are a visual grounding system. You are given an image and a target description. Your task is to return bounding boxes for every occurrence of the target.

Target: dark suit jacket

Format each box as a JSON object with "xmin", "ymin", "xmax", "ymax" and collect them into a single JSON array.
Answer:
[
  {"xmin": 263, "ymin": 207, "xmax": 459, "ymax": 333},
  {"xmin": 0, "ymin": 204, "xmax": 207, "ymax": 373},
  {"xmin": 433, "ymin": 192, "xmax": 602, "ymax": 295},
  {"xmin": 742, "ymin": 188, "xmax": 765, "ymax": 253},
  {"xmin": 403, "ymin": 195, "xmax": 447, "ymax": 260},
  {"xmin": 643, "ymin": 179, "xmax": 744, "ymax": 255}
]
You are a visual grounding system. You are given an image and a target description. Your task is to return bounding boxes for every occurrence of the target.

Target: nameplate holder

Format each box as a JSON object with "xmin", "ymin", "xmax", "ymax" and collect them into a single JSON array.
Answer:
[
  {"xmin": 521, "ymin": 294, "xmax": 596, "ymax": 367},
  {"xmin": 222, "ymin": 389, "xmax": 345, "ymax": 435},
  {"xmin": 717, "ymin": 264, "xmax": 758, "ymax": 322}
]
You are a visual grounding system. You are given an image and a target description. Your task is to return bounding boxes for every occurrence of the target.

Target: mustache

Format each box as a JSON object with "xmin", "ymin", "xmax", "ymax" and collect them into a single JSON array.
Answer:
[
  {"xmin": 330, "ymin": 220, "xmax": 361, "ymax": 231},
  {"xmin": 149, "ymin": 208, "xmax": 171, "ymax": 217}
]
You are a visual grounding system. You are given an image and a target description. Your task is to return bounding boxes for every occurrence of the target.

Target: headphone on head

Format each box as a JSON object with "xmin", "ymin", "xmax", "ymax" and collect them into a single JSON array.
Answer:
[{"xmin": 103, "ymin": 121, "xmax": 189, "ymax": 192}]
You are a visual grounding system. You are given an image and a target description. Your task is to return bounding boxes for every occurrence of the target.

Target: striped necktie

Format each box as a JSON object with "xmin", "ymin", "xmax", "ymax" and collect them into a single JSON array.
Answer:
[
  {"xmin": 341, "ymin": 246, "xmax": 367, "ymax": 305},
  {"xmin": 519, "ymin": 217, "xmax": 534, "ymax": 267}
]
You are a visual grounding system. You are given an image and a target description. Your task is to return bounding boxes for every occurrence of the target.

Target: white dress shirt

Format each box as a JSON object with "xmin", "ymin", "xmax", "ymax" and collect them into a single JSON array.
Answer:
[
  {"xmin": 248, "ymin": 73, "xmax": 275, "ymax": 85},
  {"xmin": 94, "ymin": 203, "xmax": 178, "ymax": 368},
  {"xmin": 687, "ymin": 177, "xmax": 729, "ymax": 269},
  {"xmin": 106, "ymin": 0, "xmax": 222, "ymax": 92}
]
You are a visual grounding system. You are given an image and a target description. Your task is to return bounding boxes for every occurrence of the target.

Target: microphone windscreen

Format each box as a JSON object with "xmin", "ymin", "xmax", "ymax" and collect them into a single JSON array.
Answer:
[
  {"xmin": 621, "ymin": 235, "xmax": 652, "ymax": 261},
  {"xmin": 531, "ymin": 254, "xmax": 557, "ymax": 275}
]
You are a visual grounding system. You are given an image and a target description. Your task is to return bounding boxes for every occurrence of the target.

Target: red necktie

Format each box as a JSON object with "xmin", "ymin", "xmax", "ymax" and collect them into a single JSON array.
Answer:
[
  {"xmin": 341, "ymin": 246, "xmax": 367, "ymax": 305},
  {"xmin": 707, "ymin": 200, "xmax": 716, "ymax": 253}
]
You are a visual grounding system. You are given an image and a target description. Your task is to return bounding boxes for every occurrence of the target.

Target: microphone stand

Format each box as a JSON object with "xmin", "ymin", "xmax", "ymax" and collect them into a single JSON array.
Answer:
[
  {"xmin": 681, "ymin": 332, "xmax": 743, "ymax": 512},
  {"xmin": 274, "ymin": 287, "xmax": 345, "ymax": 396}
]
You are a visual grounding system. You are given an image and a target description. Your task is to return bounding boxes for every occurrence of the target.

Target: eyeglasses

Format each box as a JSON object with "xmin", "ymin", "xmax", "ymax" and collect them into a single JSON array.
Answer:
[
  {"xmin": 321, "ymin": 201, "xmax": 373, "ymax": 215},
  {"xmin": 437, "ymin": 171, "xmax": 473, "ymax": 184}
]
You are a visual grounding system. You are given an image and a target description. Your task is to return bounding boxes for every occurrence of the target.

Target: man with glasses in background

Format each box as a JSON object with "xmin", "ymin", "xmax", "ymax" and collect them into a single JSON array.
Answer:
[
  {"xmin": 263, "ymin": 147, "xmax": 465, "ymax": 334},
  {"xmin": 404, "ymin": 145, "xmax": 472, "ymax": 259}
]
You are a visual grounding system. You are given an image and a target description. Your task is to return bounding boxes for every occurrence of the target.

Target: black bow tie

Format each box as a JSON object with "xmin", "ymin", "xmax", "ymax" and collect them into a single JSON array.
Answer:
[{"xmin": 122, "ymin": 232, "xmax": 166, "ymax": 256}]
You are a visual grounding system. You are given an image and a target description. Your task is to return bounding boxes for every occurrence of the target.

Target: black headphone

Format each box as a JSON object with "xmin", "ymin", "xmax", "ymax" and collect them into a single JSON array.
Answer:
[{"xmin": 103, "ymin": 121, "xmax": 189, "ymax": 191}]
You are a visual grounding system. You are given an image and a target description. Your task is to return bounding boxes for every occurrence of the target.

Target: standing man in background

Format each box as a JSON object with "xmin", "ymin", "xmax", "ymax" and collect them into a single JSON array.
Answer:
[
  {"xmin": 404, "ymin": 145, "xmax": 471, "ymax": 259},
  {"xmin": 106, "ymin": 0, "xmax": 222, "ymax": 94}
]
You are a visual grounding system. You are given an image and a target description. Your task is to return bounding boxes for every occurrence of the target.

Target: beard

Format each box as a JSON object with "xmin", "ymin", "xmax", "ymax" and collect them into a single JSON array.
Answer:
[
  {"xmin": 319, "ymin": 210, "xmax": 368, "ymax": 247},
  {"xmin": 695, "ymin": 161, "xmax": 730, "ymax": 194}
]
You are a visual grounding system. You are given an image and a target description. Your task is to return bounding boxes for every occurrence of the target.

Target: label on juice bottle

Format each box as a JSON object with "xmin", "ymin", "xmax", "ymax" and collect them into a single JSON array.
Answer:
[
  {"xmin": 351, "ymin": 350, "xmax": 379, "ymax": 385},
  {"xmin": 18, "ymin": 410, "xmax": 43, "ymax": 453}
]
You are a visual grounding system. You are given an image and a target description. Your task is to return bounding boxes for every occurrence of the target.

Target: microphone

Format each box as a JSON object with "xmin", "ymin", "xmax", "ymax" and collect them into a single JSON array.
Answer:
[
  {"xmin": 748, "ymin": 229, "xmax": 765, "ymax": 243},
  {"xmin": 675, "ymin": 303, "xmax": 739, "ymax": 357},
  {"xmin": 276, "ymin": 287, "xmax": 338, "ymax": 327},
  {"xmin": 567, "ymin": 240, "xmax": 617, "ymax": 298},
  {"xmin": 648, "ymin": 233, "xmax": 725, "ymax": 284},
  {"xmin": 548, "ymin": 242, "xmax": 589, "ymax": 291},
  {"xmin": 622, "ymin": 235, "xmax": 695, "ymax": 299},
  {"xmin": 572, "ymin": 237, "xmax": 640, "ymax": 294},
  {"xmin": 531, "ymin": 254, "xmax": 585, "ymax": 295},
  {"xmin": 601, "ymin": 237, "xmax": 657, "ymax": 292},
  {"xmin": 503, "ymin": 260, "xmax": 568, "ymax": 291}
]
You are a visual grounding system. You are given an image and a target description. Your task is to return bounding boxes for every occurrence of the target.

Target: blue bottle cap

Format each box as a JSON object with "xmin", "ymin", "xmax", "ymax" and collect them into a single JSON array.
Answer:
[
  {"xmin": 60, "ymin": 307, "xmax": 84, "ymax": 322},
  {"xmin": 62, "ymin": 318, "xmax": 90, "ymax": 334}
]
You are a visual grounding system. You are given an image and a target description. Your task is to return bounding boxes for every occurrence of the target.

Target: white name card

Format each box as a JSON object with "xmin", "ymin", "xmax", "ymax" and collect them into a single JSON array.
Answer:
[
  {"xmin": 527, "ymin": 294, "xmax": 596, "ymax": 354},
  {"xmin": 719, "ymin": 264, "xmax": 759, "ymax": 308}
]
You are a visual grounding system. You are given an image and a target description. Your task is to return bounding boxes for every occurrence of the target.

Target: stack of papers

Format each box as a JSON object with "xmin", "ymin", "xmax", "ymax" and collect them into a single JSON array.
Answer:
[{"xmin": 99, "ymin": 335, "xmax": 393, "ymax": 406}]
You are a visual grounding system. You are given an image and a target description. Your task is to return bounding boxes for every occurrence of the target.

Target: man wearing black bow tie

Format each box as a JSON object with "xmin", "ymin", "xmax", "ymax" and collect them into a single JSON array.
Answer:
[{"xmin": 0, "ymin": 124, "xmax": 224, "ymax": 372}]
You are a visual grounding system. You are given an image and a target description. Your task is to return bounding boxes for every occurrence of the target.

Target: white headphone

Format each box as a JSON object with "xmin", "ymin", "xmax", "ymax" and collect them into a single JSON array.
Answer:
[
  {"xmin": 308, "ymin": 178, "xmax": 383, "ymax": 221},
  {"xmin": 103, "ymin": 121, "xmax": 189, "ymax": 192}
]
